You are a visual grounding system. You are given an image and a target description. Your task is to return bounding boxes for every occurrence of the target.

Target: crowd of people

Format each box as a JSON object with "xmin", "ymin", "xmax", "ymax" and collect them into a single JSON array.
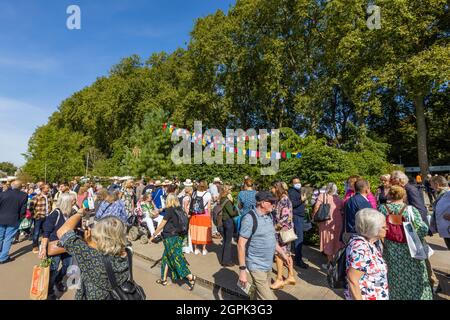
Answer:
[{"xmin": 0, "ymin": 171, "xmax": 448, "ymax": 301}]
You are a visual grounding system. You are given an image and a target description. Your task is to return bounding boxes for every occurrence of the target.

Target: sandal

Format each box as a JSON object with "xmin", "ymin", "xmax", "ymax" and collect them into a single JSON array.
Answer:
[
  {"xmin": 188, "ymin": 275, "xmax": 197, "ymax": 291},
  {"xmin": 156, "ymin": 279, "xmax": 168, "ymax": 286}
]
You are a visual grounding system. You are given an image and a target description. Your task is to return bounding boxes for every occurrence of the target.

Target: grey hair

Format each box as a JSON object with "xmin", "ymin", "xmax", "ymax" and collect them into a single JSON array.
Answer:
[
  {"xmin": 326, "ymin": 183, "xmax": 338, "ymax": 195},
  {"xmin": 355, "ymin": 208, "xmax": 386, "ymax": 240},
  {"xmin": 380, "ymin": 174, "xmax": 391, "ymax": 181},
  {"xmin": 391, "ymin": 170, "xmax": 409, "ymax": 185},
  {"xmin": 11, "ymin": 180, "xmax": 22, "ymax": 189},
  {"xmin": 91, "ymin": 216, "xmax": 127, "ymax": 256},
  {"xmin": 56, "ymin": 193, "xmax": 73, "ymax": 216}
]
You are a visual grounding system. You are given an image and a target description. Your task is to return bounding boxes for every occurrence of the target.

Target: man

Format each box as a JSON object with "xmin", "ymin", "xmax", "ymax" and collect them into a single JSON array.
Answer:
[
  {"xmin": 288, "ymin": 177, "xmax": 308, "ymax": 269},
  {"xmin": 31, "ymin": 184, "xmax": 53, "ymax": 253},
  {"xmin": 52, "ymin": 183, "xmax": 76, "ymax": 210},
  {"xmin": 151, "ymin": 180, "xmax": 166, "ymax": 217},
  {"xmin": 390, "ymin": 170, "xmax": 440, "ymax": 293},
  {"xmin": 71, "ymin": 179, "xmax": 80, "ymax": 194},
  {"xmin": 238, "ymin": 191, "xmax": 288, "ymax": 300},
  {"xmin": 0, "ymin": 180, "xmax": 28, "ymax": 264},
  {"xmin": 135, "ymin": 179, "xmax": 147, "ymax": 200},
  {"xmin": 209, "ymin": 177, "xmax": 222, "ymax": 239},
  {"xmin": 430, "ymin": 175, "xmax": 450, "ymax": 249},
  {"xmin": 343, "ymin": 179, "xmax": 372, "ymax": 242},
  {"xmin": 424, "ymin": 174, "xmax": 436, "ymax": 207}
]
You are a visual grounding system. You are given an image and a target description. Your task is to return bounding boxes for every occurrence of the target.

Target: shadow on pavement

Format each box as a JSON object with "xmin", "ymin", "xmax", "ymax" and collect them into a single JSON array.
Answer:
[{"xmin": 10, "ymin": 242, "xmax": 33, "ymax": 260}]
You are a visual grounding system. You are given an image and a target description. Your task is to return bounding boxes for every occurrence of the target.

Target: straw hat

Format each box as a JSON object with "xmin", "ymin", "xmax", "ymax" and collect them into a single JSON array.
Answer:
[
  {"xmin": 162, "ymin": 179, "xmax": 171, "ymax": 186},
  {"xmin": 154, "ymin": 180, "xmax": 162, "ymax": 186},
  {"xmin": 213, "ymin": 177, "xmax": 223, "ymax": 184}
]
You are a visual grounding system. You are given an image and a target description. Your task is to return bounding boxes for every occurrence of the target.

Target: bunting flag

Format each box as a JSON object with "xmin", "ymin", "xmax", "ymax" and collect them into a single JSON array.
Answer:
[{"xmin": 162, "ymin": 123, "xmax": 303, "ymax": 160}]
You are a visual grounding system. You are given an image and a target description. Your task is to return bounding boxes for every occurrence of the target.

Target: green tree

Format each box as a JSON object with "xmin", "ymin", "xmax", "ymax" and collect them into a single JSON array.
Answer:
[{"xmin": 0, "ymin": 162, "xmax": 17, "ymax": 176}]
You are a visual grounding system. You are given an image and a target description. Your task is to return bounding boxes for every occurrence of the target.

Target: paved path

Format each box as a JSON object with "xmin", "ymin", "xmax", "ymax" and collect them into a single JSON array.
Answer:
[{"xmin": 0, "ymin": 240, "xmax": 213, "ymax": 300}]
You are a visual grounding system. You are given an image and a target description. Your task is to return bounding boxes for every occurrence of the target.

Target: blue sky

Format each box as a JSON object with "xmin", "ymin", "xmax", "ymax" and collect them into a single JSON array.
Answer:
[{"xmin": 0, "ymin": 0, "xmax": 235, "ymax": 167}]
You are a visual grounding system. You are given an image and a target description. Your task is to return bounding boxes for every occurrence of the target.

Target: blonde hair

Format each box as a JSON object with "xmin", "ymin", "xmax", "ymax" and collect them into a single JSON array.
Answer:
[
  {"xmin": 184, "ymin": 186, "xmax": 193, "ymax": 195},
  {"xmin": 380, "ymin": 174, "xmax": 391, "ymax": 181},
  {"xmin": 388, "ymin": 185, "xmax": 406, "ymax": 201},
  {"xmin": 91, "ymin": 217, "xmax": 127, "ymax": 256},
  {"xmin": 165, "ymin": 194, "xmax": 180, "ymax": 208}
]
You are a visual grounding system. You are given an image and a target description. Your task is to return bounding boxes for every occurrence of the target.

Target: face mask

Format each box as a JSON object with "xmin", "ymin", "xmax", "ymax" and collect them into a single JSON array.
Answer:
[{"xmin": 294, "ymin": 184, "xmax": 302, "ymax": 190}]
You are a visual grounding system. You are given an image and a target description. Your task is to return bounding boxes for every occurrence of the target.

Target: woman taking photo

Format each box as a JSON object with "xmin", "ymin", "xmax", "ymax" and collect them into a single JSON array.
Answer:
[
  {"xmin": 345, "ymin": 208, "xmax": 388, "ymax": 300},
  {"xmin": 57, "ymin": 213, "xmax": 134, "ymax": 300},
  {"xmin": 270, "ymin": 181, "xmax": 296, "ymax": 290},
  {"xmin": 150, "ymin": 195, "xmax": 196, "ymax": 290}
]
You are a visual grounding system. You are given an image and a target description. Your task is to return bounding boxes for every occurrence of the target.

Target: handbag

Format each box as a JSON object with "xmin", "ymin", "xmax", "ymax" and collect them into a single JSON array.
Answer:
[
  {"xmin": 280, "ymin": 228, "xmax": 298, "ymax": 244},
  {"xmin": 404, "ymin": 206, "xmax": 434, "ymax": 260},
  {"xmin": 102, "ymin": 247, "xmax": 146, "ymax": 300},
  {"xmin": 313, "ymin": 194, "xmax": 331, "ymax": 222}
]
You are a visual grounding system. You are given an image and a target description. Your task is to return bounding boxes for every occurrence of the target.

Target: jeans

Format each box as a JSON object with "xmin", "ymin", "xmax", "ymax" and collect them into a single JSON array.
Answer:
[
  {"xmin": 0, "ymin": 223, "xmax": 20, "ymax": 262},
  {"xmin": 292, "ymin": 215, "xmax": 304, "ymax": 263},
  {"xmin": 220, "ymin": 218, "xmax": 234, "ymax": 265},
  {"xmin": 32, "ymin": 218, "xmax": 46, "ymax": 248},
  {"xmin": 49, "ymin": 253, "xmax": 73, "ymax": 294}
]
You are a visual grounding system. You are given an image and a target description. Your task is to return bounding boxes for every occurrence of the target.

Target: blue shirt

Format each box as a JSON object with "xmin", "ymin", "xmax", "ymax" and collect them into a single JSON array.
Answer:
[
  {"xmin": 237, "ymin": 190, "xmax": 257, "ymax": 217},
  {"xmin": 239, "ymin": 209, "xmax": 276, "ymax": 272},
  {"xmin": 152, "ymin": 188, "xmax": 166, "ymax": 216},
  {"xmin": 95, "ymin": 200, "xmax": 128, "ymax": 224}
]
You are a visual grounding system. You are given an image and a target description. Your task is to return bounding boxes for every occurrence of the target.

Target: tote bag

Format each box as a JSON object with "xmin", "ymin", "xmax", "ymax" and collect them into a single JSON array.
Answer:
[{"xmin": 404, "ymin": 206, "xmax": 434, "ymax": 260}]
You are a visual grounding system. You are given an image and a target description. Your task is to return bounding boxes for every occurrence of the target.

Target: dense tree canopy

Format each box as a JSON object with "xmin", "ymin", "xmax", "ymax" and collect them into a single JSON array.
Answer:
[{"xmin": 22, "ymin": 0, "xmax": 449, "ymax": 186}]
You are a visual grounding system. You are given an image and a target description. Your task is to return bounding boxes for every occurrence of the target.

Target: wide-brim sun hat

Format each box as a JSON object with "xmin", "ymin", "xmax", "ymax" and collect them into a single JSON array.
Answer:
[
  {"xmin": 183, "ymin": 179, "xmax": 193, "ymax": 187},
  {"xmin": 213, "ymin": 177, "xmax": 222, "ymax": 184},
  {"xmin": 154, "ymin": 180, "xmax": 162, "ymax": 186}
]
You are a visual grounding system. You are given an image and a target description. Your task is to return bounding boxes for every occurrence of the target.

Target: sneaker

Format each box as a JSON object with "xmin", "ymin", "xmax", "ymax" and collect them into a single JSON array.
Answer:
[
  {"xmin": 194, "ymin": 249, "xmax": 200, "ymax": 255},
  {"xmin": 202, "ymin": 249, "xmax": 208, "ymax": 256},
  {"xmin": 321, "ymin": 263, "xmax": 329, "ymax": 270}
]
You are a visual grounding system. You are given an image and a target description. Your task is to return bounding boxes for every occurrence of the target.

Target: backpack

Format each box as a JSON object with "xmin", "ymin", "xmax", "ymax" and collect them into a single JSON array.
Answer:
[
  {"xmin": 173, "ymin": 206, "xmax": 189, "ymax": 236},
  {"xmin": 102, "ymin": 247, "xmax": 146, "ymax": 300},
  {"xmin": 189, "ymin": 191, "xmax": 208, "ymax": 215},
  {"xmin": 212, "ymin": 203, "xmax": 224, "ymax": 227},
  {"xmin": 384, "ymin": 204, "xmax": 408, "ymax": 243},
  {"xmin": 327, "ymin": 245, "xmax": 348, "ymax": 289}
]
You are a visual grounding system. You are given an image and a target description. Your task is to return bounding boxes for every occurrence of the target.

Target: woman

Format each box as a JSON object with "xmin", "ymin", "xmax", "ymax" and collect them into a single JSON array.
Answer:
[
  {"xmin": 237, "ymin": 177, "xmax": 257, "ymax": 217},
  {"xmin": 345, "ymin": 208, "xmax": 388, "ymax": 300},
  {"xmin": 375, "ymin": 174, "xmax": 390, "ymax": 206},
  {"xmin": 40, "ymin": 193, "xmax": 77, "ymax": 299},
  {"xmin": 57, "ymin": 213, "xmax": 134, "ymax": 300},
  {"xmin": 378, "ymin": 185, "xmax": 432, "ymax": 300},
  {"xmin": 95, "ymin": 190, "xmax": 128, "ymax": 224},
  {"xmin": 312, "ymin": 183, "xmax": 344, "ymax": 269},
  {"xmin": 430, "ymin": 175, "xmax": 450, "ymax": 249},
  {"xmin": 150, "ymin": 195, "xmax": 197, "ymax": 290},
  {"xmin": 94, "ymin": 189, "xmax": 108, "ymax": 215},
  {"xmin": 270, "ymin": 181, "xmax": 296, "ymax": 289},
  {"xmin": 137, "ymin": 193, "xmax": 163, "ymax": 237},
  {"xmin": 77, "ymin": 186, "xmax": 88, "ymax": 209},
  {"xmin": 344, "ymin": 176, "xmax": 377, "ymax": 209},
  {"xmin": 180, "ymin": 180, "xmax": 194, "ymax": 254},
  {"xmin": 121, "ymin": 180, "xmax": 135, "ymax": 217},
  {"xmin": 189, "ymin": 180, "xmax": 212, "ymax": 255},
  {"xmin": 219, "ymin": 186, "xmax": 236, "ymax": 267}
]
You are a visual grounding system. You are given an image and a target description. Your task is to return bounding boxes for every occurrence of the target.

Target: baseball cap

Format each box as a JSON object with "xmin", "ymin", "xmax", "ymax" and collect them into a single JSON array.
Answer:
[{"xmin": 255, "ymin": 191, "xmax": 277, "ymax": 203}]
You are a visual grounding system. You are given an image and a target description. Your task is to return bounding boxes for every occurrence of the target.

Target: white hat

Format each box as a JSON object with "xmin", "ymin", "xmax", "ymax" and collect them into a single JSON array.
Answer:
[
  {"xmin": 154, "ymin": 180, "xmax": 162, "ymax": 186},
  {"xmin": 213, "ymin": 177, "xmax": 222, "ymax": 184},
  {"xmin": 183, "ymin": 179, "xmax": 193, "ymax": 187},
  {"xmin": 162, "ymin": 179, "xmax": 171, "ymax": 186}
]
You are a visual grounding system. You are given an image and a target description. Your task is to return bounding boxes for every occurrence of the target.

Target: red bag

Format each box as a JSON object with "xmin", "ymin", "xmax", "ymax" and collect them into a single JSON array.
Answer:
[
  {"xmin": 25, "ymin": 209, "xmax": 32, "ymax": 219},
  {"xmin": 384, "ymin": 204, "xmax": 407, "ymax": 243}
]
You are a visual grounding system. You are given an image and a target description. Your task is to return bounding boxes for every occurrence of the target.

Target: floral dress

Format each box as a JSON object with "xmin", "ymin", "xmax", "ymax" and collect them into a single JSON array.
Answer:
[
  {"xmin": 273, "ymin": 195, "xmax": 294, "ymax": 254},
  {"xmin": 121, "ymin": 188, "xmax": 135, "ymax": 216},
  {"xmin": 345, "ymin": 236, "xmax": 389, "ymax": 300},
  {"xmin": 379, "ymin": 203, "xmax": 432, "ymax": 300}
]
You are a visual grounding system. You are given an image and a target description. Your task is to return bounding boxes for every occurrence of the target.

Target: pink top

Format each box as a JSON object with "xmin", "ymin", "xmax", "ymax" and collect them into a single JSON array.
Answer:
[{"xmin": 344, "ymin": 190, "xmax": 377, "ymax": 209}]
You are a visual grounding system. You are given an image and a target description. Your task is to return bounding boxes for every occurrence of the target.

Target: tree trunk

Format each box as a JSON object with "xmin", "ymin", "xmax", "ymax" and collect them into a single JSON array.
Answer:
[{"xmin": 414, "ymin": 94, "xmax": 429, "ymax": 178}]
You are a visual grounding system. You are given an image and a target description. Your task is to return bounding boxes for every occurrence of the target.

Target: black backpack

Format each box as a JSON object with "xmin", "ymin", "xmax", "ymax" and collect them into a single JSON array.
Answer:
[
  {"xmin": 173, "ymin": 206, "xmax": 189, "ymax": 236},
  {"xmin": 327, "ymin": 245, "xmax": 348, "ymax": 289},
  {"xmin": 189, "ymin": 191, "xmax": 208, "ymax": 215},
  {"xmin": 102, "ymin": 247, "xmax": 146, "ymax": 300},
  {"xmin": 212, "ymin": 202, "xmax": 224, "ymax": 228}
]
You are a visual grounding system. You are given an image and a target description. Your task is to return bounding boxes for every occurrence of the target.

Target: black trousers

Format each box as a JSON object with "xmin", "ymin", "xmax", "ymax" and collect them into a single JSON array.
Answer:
[{"xmin": 221, "ymin": 218, "xmax": 235, "ymax": 265}]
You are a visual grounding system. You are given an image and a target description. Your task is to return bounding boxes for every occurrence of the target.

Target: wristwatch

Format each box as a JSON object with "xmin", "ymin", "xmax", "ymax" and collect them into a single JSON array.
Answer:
[{"xmin": 239, "ymin": 266, "xmax": 247, "ymax": 271}]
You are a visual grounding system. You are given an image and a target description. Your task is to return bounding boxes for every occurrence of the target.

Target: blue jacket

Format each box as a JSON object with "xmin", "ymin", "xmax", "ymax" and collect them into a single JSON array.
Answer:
[
  {"xmin": 344, "ymin": 193, "xmax": 372, "ymax": 233},
  {"xmin": 405, "ymin": 183, "xmax": 428, "ymax": 225},
  {"xmin": 0, "ymin": 189, "xmax": 28, "ymax": 227},
  {"xmin": 288, "ymin": 187, "xmax": 305, "ymax": 217},
  {"xmin": 43, "ymin": 209, "xmax": 67, "ymax": 242}
]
